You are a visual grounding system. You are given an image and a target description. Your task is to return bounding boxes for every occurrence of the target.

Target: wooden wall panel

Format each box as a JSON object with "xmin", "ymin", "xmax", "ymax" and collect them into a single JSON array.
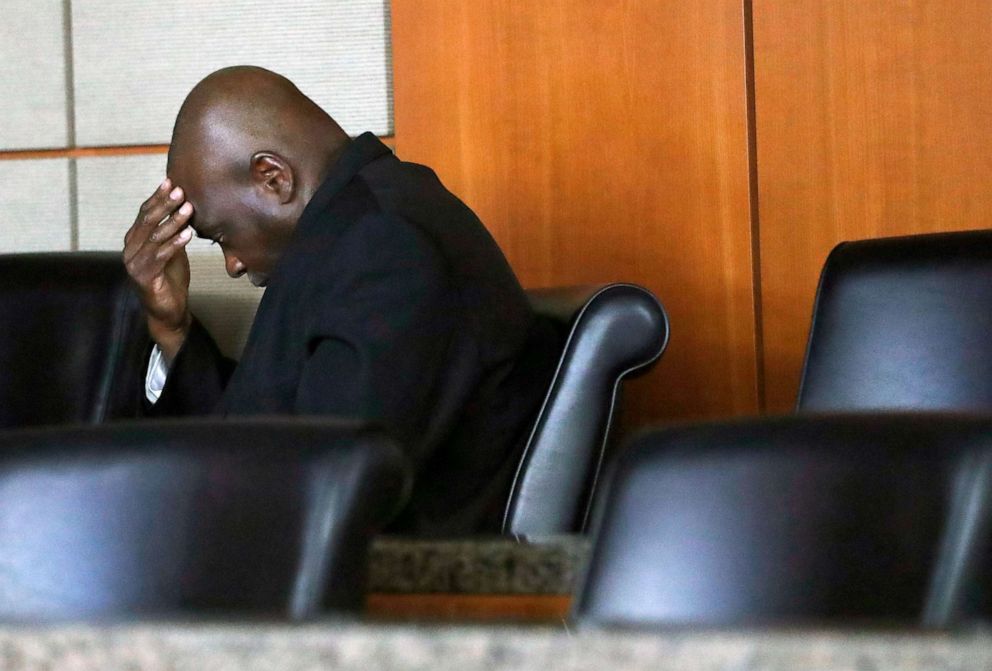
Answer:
[
  {"xmin": 392, "ymin": 0, "xmax": 759, "ymax": 423},
  {"xmin": 754, "ymin": 1, "xmax": 992, "ymax": 412}
]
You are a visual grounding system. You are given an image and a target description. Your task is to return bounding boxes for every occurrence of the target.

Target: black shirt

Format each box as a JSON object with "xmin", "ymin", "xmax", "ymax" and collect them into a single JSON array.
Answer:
[{"xmin": 151, "ymin": 133, "xmax": 560, "ymax": 535}]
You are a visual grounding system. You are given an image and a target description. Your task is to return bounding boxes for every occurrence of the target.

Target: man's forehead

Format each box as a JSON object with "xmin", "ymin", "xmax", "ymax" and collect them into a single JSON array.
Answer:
[
  {"xmin": 168, "ymin": 133, "xmax": 229, "ymax": 182},
  {"xmin": 166, "ymin": 153, "xmax": 202, "ymax": 189},
  {"xmin": 167, "ymin": 159, "xmax": 214, "ymax": 213}
]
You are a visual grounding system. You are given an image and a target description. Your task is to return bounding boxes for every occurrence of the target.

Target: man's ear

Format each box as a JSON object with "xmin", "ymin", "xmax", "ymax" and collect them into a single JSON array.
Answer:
[{"xmin": 249, "ymin": 152, "xmax": 295, "ymax": 204}]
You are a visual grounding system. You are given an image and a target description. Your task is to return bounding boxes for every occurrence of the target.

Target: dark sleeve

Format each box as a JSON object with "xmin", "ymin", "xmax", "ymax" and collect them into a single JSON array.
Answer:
[
  {"xmin": 142, "ymin": 316, "xmax": 237, "ymax": 417},
  {"xmin": 293, "ymin": 213, "xmax": 458, "ymax": 454}
]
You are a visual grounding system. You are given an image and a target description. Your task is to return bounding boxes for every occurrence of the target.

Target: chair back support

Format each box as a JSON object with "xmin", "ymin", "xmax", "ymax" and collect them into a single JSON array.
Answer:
[
  {"xmin": 798, "ymin": 230, "xmax": 992, "ymax": 411},
  {"xmin": 575, "ymin": 414, "xmax": 992, "ymax": 627},
  {"xmin": 0, "ymin": 419, "xmax": 408, "ymax": 621},
  {"xmin": 503, "ymin": 284, "xmax": 669, "ymax": 535},
  {"xmin": 0, "ymin": 253, "xmax": 149, "ymax": 428}
]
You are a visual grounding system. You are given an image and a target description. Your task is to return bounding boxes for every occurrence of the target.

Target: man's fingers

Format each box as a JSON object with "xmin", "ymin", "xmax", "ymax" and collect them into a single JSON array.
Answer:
[
  {"xmin": 135, "ymin": 183, "xmax": 184, "ymax": 233},
  {"xmin": 135, "ymin": 179, "xmax": 173, "ymax": 224},
  {"xmin": 147, "ymin": 202, "xmax": 194, "ymax": 244},
  {"xmin": 126, "ymin": 226, "xmax": 193, "ymax": 286},
  {"xmin": 124, "ymin": 183, "xmax": 190, "ymax": 263},
  {"xmin": 154, "ymin": 227, "xmax": 194, "ymax": 262},
  {"xmin": 136, "ymin": 178, "xmax": 170, "ymax": 215},
  {"xmin": 124, "ymin": 180, "xmax": 172, "ymax": 251}
]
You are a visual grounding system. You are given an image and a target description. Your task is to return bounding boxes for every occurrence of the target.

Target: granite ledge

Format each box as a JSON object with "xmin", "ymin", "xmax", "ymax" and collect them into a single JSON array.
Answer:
[
  {"xmin": 368, "ymin": 535, "xmax": 589, "ymax": 595},
  {"xmin": 0, "ymin": 623, "xmax": 989, "ymax": 671}
]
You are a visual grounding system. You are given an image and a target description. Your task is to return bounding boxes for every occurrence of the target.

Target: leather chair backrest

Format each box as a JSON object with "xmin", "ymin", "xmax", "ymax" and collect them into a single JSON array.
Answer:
[
  {"xmin": 0, "ymin": 253, "xmax": 149, "ymax": 428},
  {"xmin": 575, "ymin": 414, "xmax": 992, "ymax": 627},
  {"xmin": 797, "ymin": 230, "xmax": 992, "ymax": 411},
  {"xmin": 0, "ymin": 419, "xmax": 409, "ymax": 621},
  {"xmin": 502, "ymin": 284, "xmax": 669, "ymax": 535}
]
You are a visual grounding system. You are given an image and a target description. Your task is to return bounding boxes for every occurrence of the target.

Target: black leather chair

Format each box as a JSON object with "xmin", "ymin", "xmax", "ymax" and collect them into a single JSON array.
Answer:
[
  {"xmin": 575, "ymin": 414, "xmax": 992, "ymax": 627},
  {"xmin": 502, "ymin": 284, "xmax": 669, "ymax": 535},
  {"xmin": 0, "ymin": 419, "xmax": 408, "ymax": 621},
  {"xmin": 0, "ymin": 253, "xmax": 150, "ymax": 429},
  {"xmin": 797, "ymin": 230, "xmax": 992, "ymax": 411}
]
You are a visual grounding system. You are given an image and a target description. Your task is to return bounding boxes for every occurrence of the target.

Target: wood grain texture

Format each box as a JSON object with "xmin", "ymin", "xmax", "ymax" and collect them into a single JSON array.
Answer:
[
  {"xmin": 392, "ymin": 0, "xmax": 759, "ymax": 422},
  {"xmin": 754, "ymin": 1, "xmax": 992, "ymax": 411},
  {"xmin": 365, "ymin": 594, "xmax": 571, "ymax": 623}
]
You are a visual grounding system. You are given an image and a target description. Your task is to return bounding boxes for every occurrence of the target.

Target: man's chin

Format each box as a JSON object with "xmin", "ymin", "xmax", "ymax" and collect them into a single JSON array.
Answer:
[{"xmin": 248, "ymin": 272, "xmax": 269, "ymax": 288}]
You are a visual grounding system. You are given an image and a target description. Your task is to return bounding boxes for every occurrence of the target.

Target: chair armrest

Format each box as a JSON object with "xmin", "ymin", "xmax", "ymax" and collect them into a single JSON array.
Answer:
[{"xmin": 504, "ymin": 283, "xmax": 670, "ymax": 535}]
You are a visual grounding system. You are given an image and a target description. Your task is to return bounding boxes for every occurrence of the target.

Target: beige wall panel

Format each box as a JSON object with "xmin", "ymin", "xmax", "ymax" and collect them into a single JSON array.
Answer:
[
  {"xmin": 76, "ymin": 154, "xmax": 262, "ymax": 357},
  {"xmin": 0, "ymin": 159, "xmax": 72, "ymax": 253},
  {"xmin": 0, "ymin": 1, "xmax": 68, "ymax": 150},
  {"xmin": 754, "ymin": 1, "xmax": 992, "ymax": 412},
  {"xmin": 71, "ymin": 0, "xmax": 392, "ymax": 146}
]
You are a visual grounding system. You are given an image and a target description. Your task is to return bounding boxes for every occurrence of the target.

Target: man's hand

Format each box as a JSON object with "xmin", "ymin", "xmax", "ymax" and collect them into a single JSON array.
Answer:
[{"xmin": 123, "ymin": 178, "xmax": 195, "ymax": 362}]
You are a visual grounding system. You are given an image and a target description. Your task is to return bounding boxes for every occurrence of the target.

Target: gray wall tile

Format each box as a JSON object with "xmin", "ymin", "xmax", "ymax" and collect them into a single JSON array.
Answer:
[
  {"xmin": 76, "ymin": 153, "xmax": 167, "ymax": 251},
  {"xmin": 72, "ymin": 0, "xmax": 392, "ymax": 146},
  {"xmin": 76, "ymin": 154, "xmax": 262, "ymax": 357},
  {"xmin": 0, "ymin": 1, "xmax": 69, "ymax": 150},
  {"xmin": 0, "ymin": 159, "xmax": 72, "ymax": 253}
]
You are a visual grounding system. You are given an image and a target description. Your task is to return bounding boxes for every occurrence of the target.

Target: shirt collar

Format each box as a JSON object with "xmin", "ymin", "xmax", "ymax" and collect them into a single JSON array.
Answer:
[{"xmin": 296, "ymin": 132, "xmax": 392, "ymax": 231}]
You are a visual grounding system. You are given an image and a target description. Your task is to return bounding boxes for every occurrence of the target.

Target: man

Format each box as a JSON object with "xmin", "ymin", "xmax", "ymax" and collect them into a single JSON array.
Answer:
[{"xmin": 123, "ymin": 66, "xmax": 559, "ymax": 535}]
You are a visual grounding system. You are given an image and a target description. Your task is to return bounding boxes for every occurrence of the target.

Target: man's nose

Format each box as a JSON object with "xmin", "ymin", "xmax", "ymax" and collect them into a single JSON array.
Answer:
[{"xmin": 224, "ymin": 253, "xmax": 246, "ymax": 279}]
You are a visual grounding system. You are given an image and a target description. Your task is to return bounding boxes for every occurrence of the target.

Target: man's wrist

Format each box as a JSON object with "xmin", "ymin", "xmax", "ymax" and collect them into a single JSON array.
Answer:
[{"xmin": 148, "ymin": 314, "xmax": 192, "ymax": 364}]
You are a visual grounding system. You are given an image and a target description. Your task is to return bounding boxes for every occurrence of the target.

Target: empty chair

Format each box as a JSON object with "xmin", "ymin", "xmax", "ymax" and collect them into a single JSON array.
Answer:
[
  {"xmin": 0, "ymin": 253, "xmax": 150, "ymax": 428},
  {"xmin": 503, "ymin": 284, "xmax": 669, "ymax": 535},
  {"xmin": 575, "ymin": 414, "xmax": 992, "ymax": 627},
  {"xmin": 0, "ymin": 419, "xmax": 408, "ymax": 621},
  {"xmin": 797, "ymin": 230, "xmax": 992, "ymax": 411}
]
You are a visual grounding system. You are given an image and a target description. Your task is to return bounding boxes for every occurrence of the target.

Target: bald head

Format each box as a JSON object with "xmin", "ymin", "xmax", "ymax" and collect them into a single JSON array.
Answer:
[
  {"xmin": 168, "ymin": 66, "xmax": 347, "ymax": 182},
  {"xmin": 165, "ymin": 66, "xmax": 351, "ymax": 286}
]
